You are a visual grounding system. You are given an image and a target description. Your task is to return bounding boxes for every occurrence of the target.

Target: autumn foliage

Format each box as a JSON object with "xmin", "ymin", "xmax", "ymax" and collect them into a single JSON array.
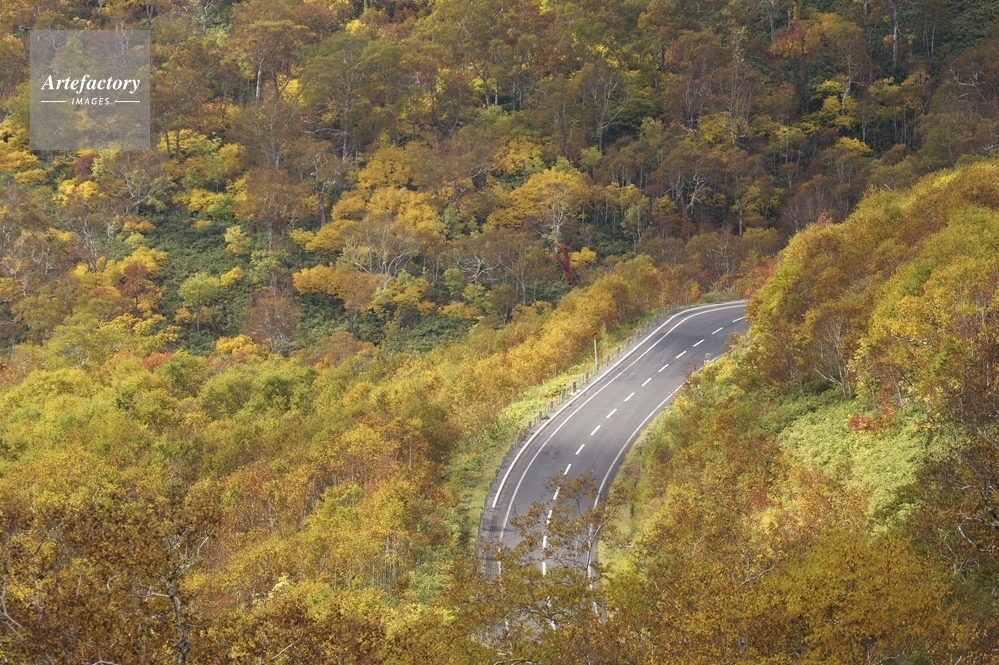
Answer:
[{"xmin": 1, "ymin": 0, "xmax": 999, "ymax": 660}]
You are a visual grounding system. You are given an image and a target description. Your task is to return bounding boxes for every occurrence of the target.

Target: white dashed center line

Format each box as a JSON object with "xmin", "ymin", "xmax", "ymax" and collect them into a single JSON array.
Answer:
[
  {"xmin": 589, "ymin": 425, "xmax": 600, "ymax": 436},
  {"xmin": 606, "ymin": 408, "xmax": 617, "ymax": 418},
  {"xmin": 552, "ymin": 488, "xmax": 560, "ymax": 501},
  {"xmin": 642, "ymin": 378, "xmax": 652, "ymax": 387},
  {"xmin": 733, "ymin": 316, "xmax": 745, "ymax": 322},
  {"xmin": 625, "ymin": 392, "xmax": 635, "ymax": 401},
  {"xmin": 658, "ymin": 363, "xmax": 669, "ymax": 372},
  {"xmin": 693, "ymin": 339, "xmax": 704, "ymax": 347},
  {"xmin": 676, "ymin": 350, "xmax": 687, "ymax": 358},
  {"xmin": 564, "ymin": 464, "xmax": 572, "ymax": 475},
  {"xmin": 576, "ymin": 443, "xmax": 587, "ymax": 455},
  {"xmin": 712, "ymin": 327, "xmax": 724, "ymax": 334}
]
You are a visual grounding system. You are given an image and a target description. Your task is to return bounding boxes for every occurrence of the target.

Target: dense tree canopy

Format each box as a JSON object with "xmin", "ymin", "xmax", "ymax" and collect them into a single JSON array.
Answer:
[{"xmin": 1, "ymin": 0, "xmax": 998, "ymax": 661}]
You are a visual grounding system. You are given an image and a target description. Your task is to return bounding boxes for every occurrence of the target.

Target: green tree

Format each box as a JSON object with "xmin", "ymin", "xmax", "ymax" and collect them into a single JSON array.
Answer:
[{"xmin": 178, "ymin": 272, "xmax": 221, "ymax": 331}]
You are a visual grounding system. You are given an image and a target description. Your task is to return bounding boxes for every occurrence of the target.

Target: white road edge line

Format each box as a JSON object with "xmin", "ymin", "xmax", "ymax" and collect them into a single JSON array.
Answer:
[
  {"xmin": 595, "ymin": 386, "xmax": 682, "ymax": 504},
  {"xmin": 493, "ymin": 302, "xmax": 746, "ymax": 511},
  {"xmin": 594, "ymin": 346, "xmax": 741, "ymax": 506},
  {"xmin": 606, "ymin": 408, "xmax": 617, "ymax": 418},
  {"xmin": 491, "ymin": 301, "xmax": 746, "ymax": 534}
]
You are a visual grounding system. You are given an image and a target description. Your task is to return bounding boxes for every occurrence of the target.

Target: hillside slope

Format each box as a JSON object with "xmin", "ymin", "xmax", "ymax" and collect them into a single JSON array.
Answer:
[{"xmin": 592, "ymin": 160, "xmax": 999, "ymax": 663}]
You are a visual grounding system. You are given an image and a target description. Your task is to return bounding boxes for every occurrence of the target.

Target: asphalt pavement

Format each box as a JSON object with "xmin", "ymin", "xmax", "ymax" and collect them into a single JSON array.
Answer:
[{"xmin": 479, "ymin": 301, "xmax": 750, "ymax": 564}]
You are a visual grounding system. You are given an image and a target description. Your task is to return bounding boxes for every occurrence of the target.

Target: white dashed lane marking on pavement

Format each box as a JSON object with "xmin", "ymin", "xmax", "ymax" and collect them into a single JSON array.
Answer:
[
  {"xmin": 624, "ymin": 392, "xmax": 635, "ymax": 401},
  {"xmin": 576, "ymin": 444, "xmax": 586, "ymax": 455},
  {"xmin": 642, "ymin": 378, "xmax": 652, "ymax": 386},
  {"xmin": 606, "ymin": 408, "xmax": 617, "ymax": 418},
  {"xmin": 564, "ymin": 464, "xmax": 572, "ymax": 475},
  {"xmin": 693, "ymin": 339, "xmax": 704, "ymax": 347},
  {"xmin": 676, "ymin": 350, "xmax": 687, "ymax": 358},
  {"xmin": 658, "ymin": 363, "xmax": 669, "ymax": 372},
  {"xmin": 712, "ymin": 327, "xmax": 724, "ymax": 334}
]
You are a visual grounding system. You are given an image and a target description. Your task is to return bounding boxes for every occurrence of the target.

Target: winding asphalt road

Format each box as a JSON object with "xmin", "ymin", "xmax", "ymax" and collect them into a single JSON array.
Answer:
[{"xmin": 479, "ymin": 301, "xmax": 749, "ymax": 565}]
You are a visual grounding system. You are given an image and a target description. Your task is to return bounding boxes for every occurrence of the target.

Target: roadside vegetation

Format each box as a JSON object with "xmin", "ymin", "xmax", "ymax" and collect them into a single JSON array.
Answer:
[{"xmin": 1, "ymin": 0, "xmax": 998, "ymax": 660}]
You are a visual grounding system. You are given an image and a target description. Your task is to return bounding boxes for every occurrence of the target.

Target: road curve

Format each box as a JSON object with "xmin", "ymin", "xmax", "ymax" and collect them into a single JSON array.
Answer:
[{"xmin": 479, "ymin": 301, "xmax": 749, "ymax": 558}]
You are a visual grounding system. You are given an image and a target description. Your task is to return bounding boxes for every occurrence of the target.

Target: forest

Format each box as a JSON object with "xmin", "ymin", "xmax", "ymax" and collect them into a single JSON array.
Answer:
[{"xmin": 0, "ymin": 0, "xmax": 998, "ymax": 660}]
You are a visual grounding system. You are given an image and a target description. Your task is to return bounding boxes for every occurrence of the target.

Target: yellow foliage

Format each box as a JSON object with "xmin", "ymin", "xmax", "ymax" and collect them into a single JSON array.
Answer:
[
  {"xmin": 488, "ymin": 168, "xmax": 590, "ymax": 241},
  {"xmin": 496, "ymin": 138, "xmax": 541, "ymax": 176},
  {"xmin": 835, "ymin": 136, "xmax": 872, "ymax": 155},
  {"xmin": 106, "ymin": 246, "xmax": 169, "ymax": 279},
  {"xmin": 0, "ymin": 147, "xmax": 39, "ymax": 173},
  {"xmin": 356, "ymin": 145, "xmax": 412, "ymax": 190},
  {"xmin": 288, "ymin": 229, "xmax": 316, "ymax": 247},
  {"xmin": 282, "ymin": 78, "xmax": 301, "ymax": 101},
  {"xmin": 371, "ymin": 272, "xmax": 434, "ymax": 316},
  {"xmin": 216, "ymin": 143, "xmax": 246, "ymax": 180},
  {"xmin": 122, "ymin": 217, "xmax": 156, "ymax": 233},
  {"xmin": 14, "ymin": 169, "xmax": 47, "ymax": 185},
  {"xmin": 302, "ymin": 224, "xmax": 343, "ymax": 255},
  {"xmin": 173, "ymin": 307, "xmax": 196, "ymax": 324},
  {"xmin": 570, "ymin": 247, "xmax": 597, "ymax": 269},
  {"xmin": 438, "ymin": 301, "xmax": 479, "ymax": 320},
  {"xmin": 329, "ymin": 189, "xmax": 367, "ymax": 221},
  {"xmin": 183, "ymin": 188, "xmax": 230, "ymax": 216},
  {"xmin": 56, "ymin": 178, "xmax": 100, "ymax": 203},
  {"xmin": 216, "ymin": 334, "xmax": 264, "ymax": 357},
  {"xmin": 0, "ymin": 120, "xmax": 38, "ymax": 172},
  {"xmin": 224, "ymin": 225, "xmax": 251, "ymax": 255},
  {"xmin": 292, "ymin": 264, "xmax": 340, "ymax": 297},
  {"xmin": 220, "ymin": 267, "xmax": 245, "ymax": 287},
  {"xmin": 227, "ymin": 174, "xmax": 248, "ymax": 203},
  {"xmin": 294, "ymin": 264, "xmax": 376, "ymax": 313}
]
